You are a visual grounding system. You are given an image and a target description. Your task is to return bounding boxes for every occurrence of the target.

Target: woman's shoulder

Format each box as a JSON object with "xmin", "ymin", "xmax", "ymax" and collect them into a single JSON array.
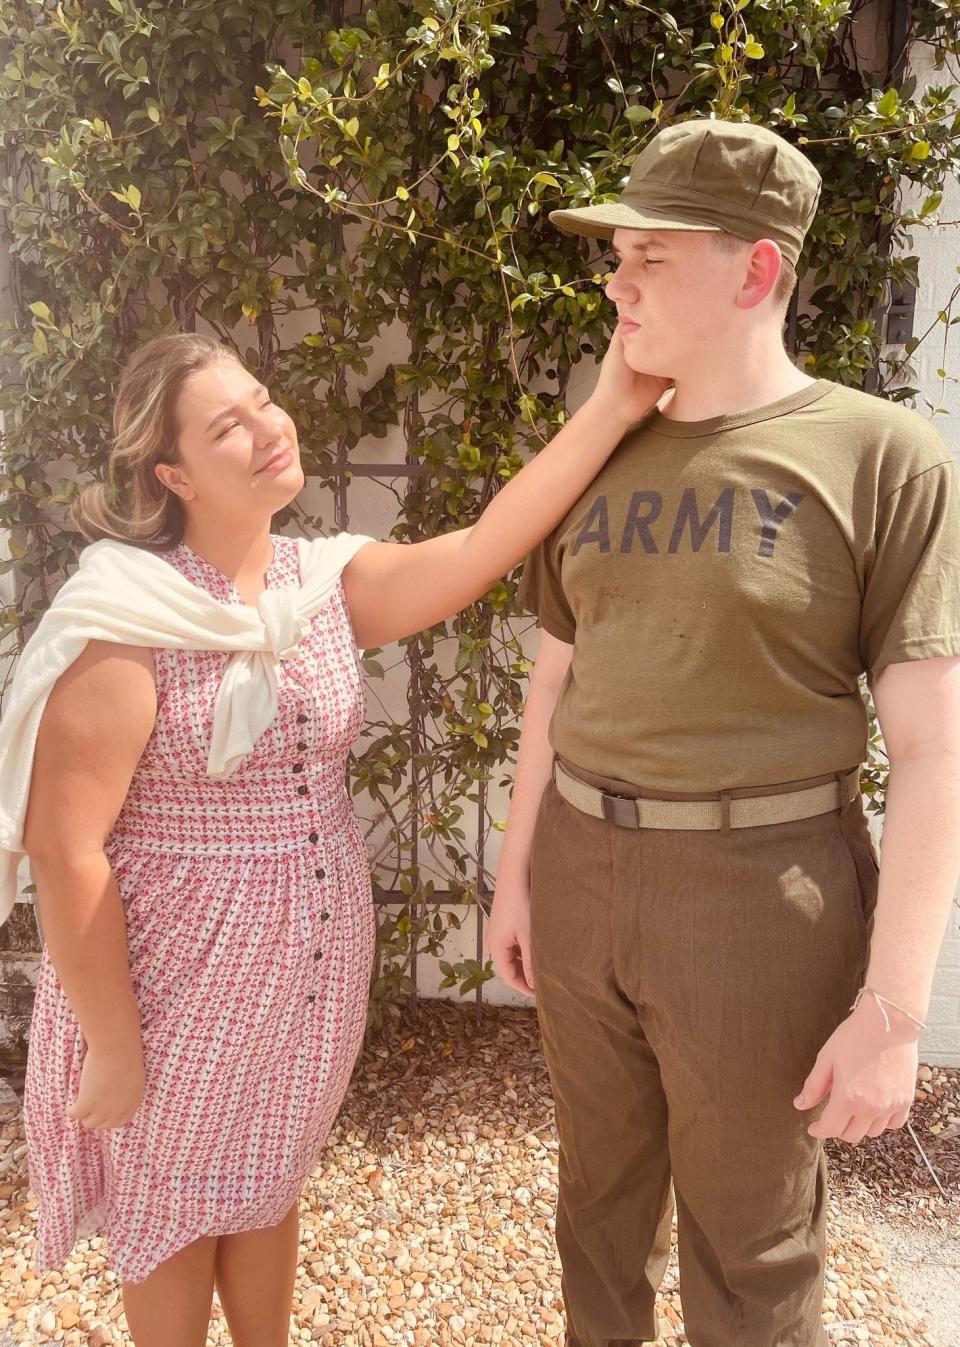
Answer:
[
  {"xmin": 274, "ymin": 530, "xmax": 379, "ymax": 588},
  {"xmin": 269, "ymin": 532, "xmax": 303, "ymax": 586},
  {"xmin": 45, "ymin": 640, "xmax": 156, "ymax": 735},
  {"xmin": 64, "ymin": 639, "xmax": 156, "ymax": 685}
]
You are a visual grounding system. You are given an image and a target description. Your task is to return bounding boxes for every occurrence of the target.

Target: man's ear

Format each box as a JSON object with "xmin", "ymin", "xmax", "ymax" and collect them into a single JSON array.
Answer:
[
  {"xmin": 155, "ymin": 462, "xmax": 196, "ymax": 502},
  {"xmin": 735, "ymin": 239, "xmax": 782, "ymax": 311}
]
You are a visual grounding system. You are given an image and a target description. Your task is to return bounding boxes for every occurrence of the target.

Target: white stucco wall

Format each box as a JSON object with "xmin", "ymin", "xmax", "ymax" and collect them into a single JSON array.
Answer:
[{"xmin": 902, "ymin": 44, "xmax": 960, "ymax": 1065}]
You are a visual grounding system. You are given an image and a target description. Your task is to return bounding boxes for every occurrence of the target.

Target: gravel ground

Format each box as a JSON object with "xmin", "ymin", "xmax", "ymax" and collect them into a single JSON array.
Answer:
[{"xmin": 0, "ymin": 1002, "xmax": 957, "ymax": 1346}]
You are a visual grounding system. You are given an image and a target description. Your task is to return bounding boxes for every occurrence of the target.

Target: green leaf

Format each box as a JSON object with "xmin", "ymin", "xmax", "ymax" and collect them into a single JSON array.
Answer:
[
  {"xmin": 909, "ymin": 141, "xmax": 930, "ymax": 160},
  {"xmin": 921, "ymin": 192, "xmax": 943, "ymax": 217},
  {"xmin": 744, "ymin": 41, "xmax": 765, "ymax": 59},
  {"xmin": 110, "ymin": 184, "xmax": 141, "ymax": 211},
  {"xmin": 532, "ymin": 171, "xmax": 560, "ymax": 188},
  {"xmin": 877, "ymin": 88, "xmax": 900, "ymax": 119}
]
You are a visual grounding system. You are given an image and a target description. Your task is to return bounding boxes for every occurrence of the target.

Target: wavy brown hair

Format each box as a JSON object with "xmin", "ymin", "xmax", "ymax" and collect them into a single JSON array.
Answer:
[{"xmin": 72, "ymin": 333, "xmax": 244, "ymax": 549}]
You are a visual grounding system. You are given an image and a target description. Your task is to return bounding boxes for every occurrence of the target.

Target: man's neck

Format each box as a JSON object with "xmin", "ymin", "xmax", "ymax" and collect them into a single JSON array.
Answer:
[{"xmin": 659, "ymin": 340, "xmax": 817, "ymax": 424}]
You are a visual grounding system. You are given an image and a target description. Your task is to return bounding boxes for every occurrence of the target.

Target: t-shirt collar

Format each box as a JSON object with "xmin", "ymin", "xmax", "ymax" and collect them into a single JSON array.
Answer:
[{"xmin": 643, "ymin": 378, "xmax": 834, "ymax": 439}]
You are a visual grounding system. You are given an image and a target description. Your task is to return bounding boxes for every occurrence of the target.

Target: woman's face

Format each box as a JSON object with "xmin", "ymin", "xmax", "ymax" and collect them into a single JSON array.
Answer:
[{"xmin": 156, "ymin": 359, "xmax": 304, "ymax": 521}]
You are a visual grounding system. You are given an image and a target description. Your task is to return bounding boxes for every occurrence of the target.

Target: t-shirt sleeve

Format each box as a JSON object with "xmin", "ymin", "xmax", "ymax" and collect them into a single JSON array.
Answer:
[
  {"xmin": 860, "ymin": 458, "xmax": 960, "ymax": 678},
  {"xmin": 516, "ymin": 536, "xmax": 577, "ymax": 644}
]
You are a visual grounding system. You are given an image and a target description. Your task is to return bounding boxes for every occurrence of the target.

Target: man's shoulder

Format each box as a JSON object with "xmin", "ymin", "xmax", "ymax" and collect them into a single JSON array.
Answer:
[{"xmin": 817, "ymin": 380, "xmax": 952, "ymax": 452}]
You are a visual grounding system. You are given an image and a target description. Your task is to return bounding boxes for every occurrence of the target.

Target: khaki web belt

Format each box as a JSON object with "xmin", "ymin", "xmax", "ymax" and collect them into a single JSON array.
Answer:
[{"xmin": 553, "ymin": 761, "xmax": 861, "ymax": 831}]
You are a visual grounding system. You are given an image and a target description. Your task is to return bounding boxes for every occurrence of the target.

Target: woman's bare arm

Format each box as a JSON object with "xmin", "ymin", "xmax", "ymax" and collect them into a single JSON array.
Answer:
[
  {"xmin": 23, "ymin": 640, "xmax": 157, "ymax": 1054},
  {"xmin": 341, "ymin": 338, "xmax": 669, "ymax": 649}
]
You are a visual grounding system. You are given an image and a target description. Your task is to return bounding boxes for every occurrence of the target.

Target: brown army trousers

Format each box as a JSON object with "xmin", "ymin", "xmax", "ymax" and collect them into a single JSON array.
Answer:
[{"xmin": 529, "ymin": 758, "xmax": 880, "ymax": 1347}]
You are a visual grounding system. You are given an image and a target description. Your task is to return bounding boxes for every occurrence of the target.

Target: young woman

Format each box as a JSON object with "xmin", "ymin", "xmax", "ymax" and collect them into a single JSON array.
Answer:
[{"xmin": 11, "ymin": 329, "xmax": 667, "ymax": 1346}]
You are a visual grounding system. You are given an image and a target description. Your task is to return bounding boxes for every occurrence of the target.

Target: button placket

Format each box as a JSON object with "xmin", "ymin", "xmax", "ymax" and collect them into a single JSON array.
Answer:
[{"xmin": 307, "ymin": 821, "xmax": 330, "ymax": 989}]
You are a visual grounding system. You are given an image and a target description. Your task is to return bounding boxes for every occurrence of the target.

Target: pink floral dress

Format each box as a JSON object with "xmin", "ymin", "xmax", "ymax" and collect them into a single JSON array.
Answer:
[{"xmin": 23, "ymin": 534, "xmax": 377, "ymax": 1284}]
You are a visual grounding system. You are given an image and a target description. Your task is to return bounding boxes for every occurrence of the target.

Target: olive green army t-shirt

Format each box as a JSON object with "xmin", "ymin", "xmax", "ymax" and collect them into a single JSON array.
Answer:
[{"xmin": 517, "ymin": 378, "xmax": 960, "ymax": 792}]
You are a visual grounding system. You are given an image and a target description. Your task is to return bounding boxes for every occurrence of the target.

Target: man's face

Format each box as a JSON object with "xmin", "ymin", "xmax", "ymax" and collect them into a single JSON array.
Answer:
[{"xmin": 602, "ymin": 227, "xmax": 745, "ymax": 380}]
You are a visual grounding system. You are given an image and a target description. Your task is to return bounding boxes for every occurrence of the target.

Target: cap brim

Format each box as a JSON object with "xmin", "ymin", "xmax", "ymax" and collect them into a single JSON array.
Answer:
[{"xmin": 548, "ymin": 202, "xmax": 723, "ymax": 240}]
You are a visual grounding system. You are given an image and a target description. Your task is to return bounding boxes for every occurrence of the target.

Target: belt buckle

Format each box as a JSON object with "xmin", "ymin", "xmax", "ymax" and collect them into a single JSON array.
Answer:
[{"xmin": 601, "ymin": 791, "xmax": 639, "ymax": 829}]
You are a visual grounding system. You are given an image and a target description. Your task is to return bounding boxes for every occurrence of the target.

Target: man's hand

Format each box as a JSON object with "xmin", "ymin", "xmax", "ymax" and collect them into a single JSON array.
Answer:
[
  {"xmin": 586, "ymin": 328, "xmax": 673, "ymax": 428},
  {"xmin": 486, "ymin": 880, "xmax": 535, "ymax": 998},
  {"xmin": 793, "ymin": 995, "xmax": 918, "ymax": 1143}
]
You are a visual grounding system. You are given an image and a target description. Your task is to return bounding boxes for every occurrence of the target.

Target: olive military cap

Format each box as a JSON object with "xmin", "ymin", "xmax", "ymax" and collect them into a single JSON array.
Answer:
[{"xmin": 549, "ymin": 118, "xmax": 822, "ymax": 266}]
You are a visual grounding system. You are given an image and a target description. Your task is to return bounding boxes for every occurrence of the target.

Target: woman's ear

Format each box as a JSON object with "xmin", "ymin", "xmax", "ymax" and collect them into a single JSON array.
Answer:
[{"xmin": 154, "ymin": 462, "xmax": 196, "ymax": 502}]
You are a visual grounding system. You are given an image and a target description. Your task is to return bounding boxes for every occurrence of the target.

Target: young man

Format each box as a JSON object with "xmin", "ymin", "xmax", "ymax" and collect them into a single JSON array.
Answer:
[{"xmin": 488, "ymin": 118, "xmax": 960, "ymax": 1347}]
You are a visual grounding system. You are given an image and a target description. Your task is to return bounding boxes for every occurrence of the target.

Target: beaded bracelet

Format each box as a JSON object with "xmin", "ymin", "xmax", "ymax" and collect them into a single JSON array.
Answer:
[{"xmin": 849, "ymin": 986, "xmax": 927, "ymax": 1033}]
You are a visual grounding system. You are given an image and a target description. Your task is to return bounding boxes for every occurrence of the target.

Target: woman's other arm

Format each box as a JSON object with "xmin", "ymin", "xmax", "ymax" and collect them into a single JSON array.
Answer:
[{"xmin": 23, "ymin": 640, "xmax": 157, "ymax": 1129}]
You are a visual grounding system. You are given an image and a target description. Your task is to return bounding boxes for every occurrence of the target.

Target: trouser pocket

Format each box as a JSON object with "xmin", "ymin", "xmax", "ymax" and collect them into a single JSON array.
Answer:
[{"xmin": 834, "ymin": 796, "xmax": 880, "ymax": 942}]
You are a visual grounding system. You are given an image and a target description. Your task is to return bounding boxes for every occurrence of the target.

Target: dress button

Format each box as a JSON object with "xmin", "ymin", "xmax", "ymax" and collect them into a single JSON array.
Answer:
[
  {"xmin": 306, "ymin": 993, "xmax": 316, "ymax": 1003},
  {"xmin": 296, "ymin": 713, "xmax": 308, "ymax": 725},
  {"xmin": 297, "ymin": 785, "xmax": 308, "ymax": 796},
  {"xmin": 293, "ymin": 763, "xmax": 304, "ymax": 774},
  {"xmin": 297, "ymin": 741, "xmax": 307, "ymax": 752},
  {"xmin": 309, "ymin": 831, "xmax": 318, "ymax": 844},
  {"xmin": 315, "ymin": 868, "xmax": 326, "ymax": 880},
  {"xmin": 320, "ymin": 911, "xmax": 330, "ymax": 922},
  {"xmin": 313, "ymin": 949, "xmax": 322, "ymax": 961}
]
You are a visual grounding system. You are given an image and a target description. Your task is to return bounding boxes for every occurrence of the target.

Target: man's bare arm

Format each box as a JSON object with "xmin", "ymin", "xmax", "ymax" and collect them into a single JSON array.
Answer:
[
  {"xmin": 486, "ymin": 630, "xmax": 574, "ymax": 995},
  {"xmin": 863, "ymin": 653, "xmax": 960, "ymax": 1020},
  {"xmin": 797, "ymin": 654, "xmax": 960, "ymax": 1143}
]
